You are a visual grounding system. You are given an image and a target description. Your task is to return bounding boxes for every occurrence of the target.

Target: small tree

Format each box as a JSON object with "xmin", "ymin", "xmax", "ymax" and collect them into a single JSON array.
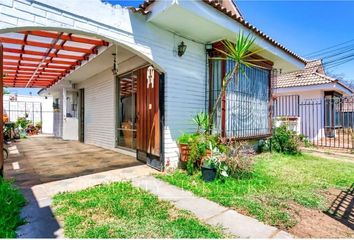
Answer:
[
  {"xmin": 3, "ymin": 88, "xmax": 10, "ymax": 95},
  {"xmin": 209, "ymin": 32, "xmax": 264, "ymax": 132}
]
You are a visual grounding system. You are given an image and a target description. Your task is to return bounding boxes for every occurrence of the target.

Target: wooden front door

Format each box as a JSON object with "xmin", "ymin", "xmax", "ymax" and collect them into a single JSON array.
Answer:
[{"xmin": 136, "ymin": 66, "xmax": 162, "ymax": 170}]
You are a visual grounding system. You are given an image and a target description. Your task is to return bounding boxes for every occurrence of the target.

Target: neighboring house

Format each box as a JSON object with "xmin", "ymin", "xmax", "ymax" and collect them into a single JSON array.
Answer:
[
  {"xmin": 3, "ymin": 94, "xmax": 54, "ymax": 134},
  {"xmin": 0, "ymin": 0, "xmax": 306, "ymax": 170},
  {"xmin": 274, "ymin": 60, "xmax": 353, "ymax": 100},
  {"xmin": 274, "ymin": 59, "xmax": 354, "ymax": 143}
]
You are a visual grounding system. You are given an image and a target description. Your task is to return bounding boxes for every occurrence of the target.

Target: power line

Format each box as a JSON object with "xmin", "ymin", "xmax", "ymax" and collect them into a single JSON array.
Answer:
[
  {"xmin": 310, "ymin": 44, "xmax": 354, "ymax": 60},
  {"xmin": 326, "ymin": 56, "xmax": 354, "ymax": 69},
  {"xmin": 324, "ymin": 52, "xmax": 354, "ymax": 66},
  {"xmin": 305, "ymin": 38, "xmax": 354, "ymax": 58}
]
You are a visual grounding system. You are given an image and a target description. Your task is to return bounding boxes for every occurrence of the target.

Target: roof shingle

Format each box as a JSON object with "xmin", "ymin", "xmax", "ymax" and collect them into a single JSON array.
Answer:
[{"xmin": 274, "ymin": 60, "xmax": 353, "ymax": 93}]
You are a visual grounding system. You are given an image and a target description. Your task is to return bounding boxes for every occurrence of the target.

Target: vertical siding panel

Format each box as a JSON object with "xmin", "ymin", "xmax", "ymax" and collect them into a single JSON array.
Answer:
[{"xmin": 78, "ymin": 68, "xmax": 116, "ymax": 150}]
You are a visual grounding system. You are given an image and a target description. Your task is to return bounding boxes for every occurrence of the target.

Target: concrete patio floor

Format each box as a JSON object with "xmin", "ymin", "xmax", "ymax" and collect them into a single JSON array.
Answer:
[{"xmin": 5, "ymin": 136, "xmax": 143, "ymax": 188}]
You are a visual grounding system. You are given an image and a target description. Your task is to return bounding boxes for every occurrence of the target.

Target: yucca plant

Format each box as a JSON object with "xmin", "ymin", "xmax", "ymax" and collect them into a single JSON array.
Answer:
[
  {"xmin": 209, "ymin": 31, "xmax": 264, "ymax": 131},
  {"xmin": 192, "ymin": 112, "xmax": 209, "ymax": 134}
]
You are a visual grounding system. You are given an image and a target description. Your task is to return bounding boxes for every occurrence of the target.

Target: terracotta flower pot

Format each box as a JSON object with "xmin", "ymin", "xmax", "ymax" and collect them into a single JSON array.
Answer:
[{"xmin": 179, "ymin": 143, "xmax": 190, "ymax": 162}]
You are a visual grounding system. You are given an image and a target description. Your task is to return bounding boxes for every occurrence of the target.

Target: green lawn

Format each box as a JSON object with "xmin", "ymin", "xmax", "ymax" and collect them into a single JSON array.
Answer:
[
  {"xmin": 53, "ymin": 182, "xmax": 226, "ymax": 238},
  {"xmin": 0, "ymin": 179, "xmax": 26, "ymax": 238},
  {"xmin": 157, "ymin": 153, "xmax": 354, "ymax": 229}
]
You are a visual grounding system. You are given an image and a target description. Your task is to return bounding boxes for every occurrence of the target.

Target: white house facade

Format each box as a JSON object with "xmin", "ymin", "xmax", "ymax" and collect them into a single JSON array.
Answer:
[{"xmin": 0, "ymin": 0, "xmax": 306, "ymax": 170}]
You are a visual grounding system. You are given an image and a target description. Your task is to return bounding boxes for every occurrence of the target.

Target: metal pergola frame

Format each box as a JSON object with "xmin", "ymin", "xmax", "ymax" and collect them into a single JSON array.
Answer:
[
  {"xmin": 0, "ymin": 30, "xmax": 110, "ymax": 176},
  {"xmin": 1, "ymin": 31, "xmax": 109, "ymax": 88}
]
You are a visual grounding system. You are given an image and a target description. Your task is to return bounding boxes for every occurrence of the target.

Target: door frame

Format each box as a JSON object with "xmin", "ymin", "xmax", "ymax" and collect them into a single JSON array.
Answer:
[
  {"xmin": 146, "ymin": 72, "xmax": 165, "ymax": 171},
  {"xmin": 115, "ymin": 66, "xmax": 165, "ymax": 171}
]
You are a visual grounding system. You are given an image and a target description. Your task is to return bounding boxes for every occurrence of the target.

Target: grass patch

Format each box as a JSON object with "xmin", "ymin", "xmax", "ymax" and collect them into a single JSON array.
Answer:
[
  {"xmin": 0, "ymin": 179, "xmax": 26, "ymax": 238},
  {"xmin": 53, "ymin": 181, "xmax": 226, "ymax": 238},
  {"xmin": 157, "ymin": 153, "xmax": 354, "ymax": 229}
]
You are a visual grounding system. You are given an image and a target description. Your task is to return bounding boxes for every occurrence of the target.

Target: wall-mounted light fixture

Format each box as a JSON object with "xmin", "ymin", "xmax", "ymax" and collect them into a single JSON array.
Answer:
[
  {"xmin": 205, "ymin": 44, "xmax": 213, "ymax": 51},
  {"xmin": 178, "ymin": 41, "xmax": 187, "ymax": 57},
  {"xmin": 112, "ymin": 53, "xmax": 118, "ymax": 76},
  {"xmin": 205, "ymin": 43, "xmax": 213, "ymax": 56}
]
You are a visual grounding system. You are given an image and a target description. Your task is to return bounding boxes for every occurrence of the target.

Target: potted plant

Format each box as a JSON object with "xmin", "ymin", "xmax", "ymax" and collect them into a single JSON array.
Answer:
[
  {"xmin": 201, "ymin": 143, "xmax": 229, "ymax": 182},
  {"xmin": 177, "ymin": 133, "xmax": 195, "ymax": 162},
  {"xmin": 201, "ymin": 156, "xmax": 218, "ymax": 182}
]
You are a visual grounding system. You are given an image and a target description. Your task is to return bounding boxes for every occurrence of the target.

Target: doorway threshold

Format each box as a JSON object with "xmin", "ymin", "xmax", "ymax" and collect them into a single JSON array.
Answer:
[{"xmin": 113, "ymin": 147, "xmax": 136, "ymax": 158}]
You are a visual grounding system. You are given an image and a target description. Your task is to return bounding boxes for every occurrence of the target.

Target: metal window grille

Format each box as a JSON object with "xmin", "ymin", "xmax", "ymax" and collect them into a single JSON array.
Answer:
[{"xmin": 210, "ymin": 59, "xmax": 271, "ymax": 139}]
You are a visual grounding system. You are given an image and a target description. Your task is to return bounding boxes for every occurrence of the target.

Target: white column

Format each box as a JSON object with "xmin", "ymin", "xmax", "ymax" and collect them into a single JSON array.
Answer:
[
  {"xmin": 60, "ymin": 88, "xmax": 67, "ymax": 138},
  {"xmin": 62, "ymin": 88, "xmax": 67, "ymax": 120}
]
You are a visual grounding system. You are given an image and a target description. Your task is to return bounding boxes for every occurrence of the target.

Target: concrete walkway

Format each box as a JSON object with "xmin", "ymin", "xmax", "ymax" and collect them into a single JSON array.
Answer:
[{"xmin": 132, "ymin": 176, "xmax": 293, "ymax": 239}]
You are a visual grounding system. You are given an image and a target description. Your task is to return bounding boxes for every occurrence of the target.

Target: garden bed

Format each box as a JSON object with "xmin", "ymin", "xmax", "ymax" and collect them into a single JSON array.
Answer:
[
  {"xmin": 53, "ymin": 182, "xmax": 226, "ymax": 238},
  {"xmin": 157, "ymin": 153, "xmax": 354, "ymax": 238}
]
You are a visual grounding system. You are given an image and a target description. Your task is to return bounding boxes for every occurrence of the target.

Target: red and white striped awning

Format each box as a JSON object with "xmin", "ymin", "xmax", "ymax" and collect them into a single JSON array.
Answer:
[{"xmin": 0, "ymin": 31, "xmax": 109, "ymax": 88}]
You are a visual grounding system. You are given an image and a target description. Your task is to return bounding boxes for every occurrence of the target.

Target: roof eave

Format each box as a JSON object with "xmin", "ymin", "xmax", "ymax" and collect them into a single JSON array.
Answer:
[{"xmin": 134, "ymin": 0, "xmax": 307, "ymax": 64}]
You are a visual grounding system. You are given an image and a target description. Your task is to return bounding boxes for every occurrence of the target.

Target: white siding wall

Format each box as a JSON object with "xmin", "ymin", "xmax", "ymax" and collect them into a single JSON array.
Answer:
[
  {"xmin": 162, "ymin": 41, "xmax": 206, "ymax": 168},
  {"xmin": 78, "ymin": 68, "xmax": 116, "ymax": 149}
]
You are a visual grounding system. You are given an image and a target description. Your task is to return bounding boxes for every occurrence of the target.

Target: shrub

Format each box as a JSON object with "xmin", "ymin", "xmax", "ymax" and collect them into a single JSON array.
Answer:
[
  {"xmin": 224, "ymin": 141, "xmax": 255, "ymax": 178},
  {"xmin": 0, "ymin": 179, "xmax": 26, "ymax": 238},
  {"xmin": 15, "ymin": 117, "xmax": 31, "ymax": 129},
  {"xmin": 186, "ymin": 134, "xmax": 219, "ymax": 175},
  {"xmin": 299, "ymin": 134, "xmax": 312, "ymax": 148},
  {"xmin": 187, "ymin": 138, "xmax": 201, "ymax": 175},
  {"xmin": 267, "ymin": 125, "xmax": 301, "ymax": 155},
  {"xmin": 176, "ymin": 133, "xmax": 197, "ymax": 145}
]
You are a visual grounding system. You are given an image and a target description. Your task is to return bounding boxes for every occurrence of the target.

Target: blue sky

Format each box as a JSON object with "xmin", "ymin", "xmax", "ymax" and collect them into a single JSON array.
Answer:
[{"xmin": 9, "ymin": 0, "xmax": 354, "ymax": 95}]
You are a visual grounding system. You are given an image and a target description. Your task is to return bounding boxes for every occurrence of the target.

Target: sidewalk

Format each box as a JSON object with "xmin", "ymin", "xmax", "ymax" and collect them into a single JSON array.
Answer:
[{"xmin": 132, "ymin": 175, "xmax": 293, "ymax": 239}]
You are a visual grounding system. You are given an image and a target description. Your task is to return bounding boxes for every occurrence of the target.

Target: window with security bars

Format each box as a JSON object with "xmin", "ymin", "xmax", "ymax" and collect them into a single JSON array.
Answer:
[{"xmin": 209, "ymin": 59, "xmax": 272, "ymax": 139}]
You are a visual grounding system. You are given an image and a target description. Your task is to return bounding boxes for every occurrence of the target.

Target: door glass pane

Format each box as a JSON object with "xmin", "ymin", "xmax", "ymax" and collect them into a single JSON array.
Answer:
[{"xmin": 117, "ymin": 72, "xmax": 137, "ymax": 149}]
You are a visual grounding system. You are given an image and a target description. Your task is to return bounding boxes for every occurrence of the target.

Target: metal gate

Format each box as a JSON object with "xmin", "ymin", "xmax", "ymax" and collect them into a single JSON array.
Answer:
[
  {"xmin": 274, "ymin": 95, "xmax": 354, "ymax": 151},
  {"xmin": 3, "ymin": 100, "xmax": 43, "ymax": 125}
]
